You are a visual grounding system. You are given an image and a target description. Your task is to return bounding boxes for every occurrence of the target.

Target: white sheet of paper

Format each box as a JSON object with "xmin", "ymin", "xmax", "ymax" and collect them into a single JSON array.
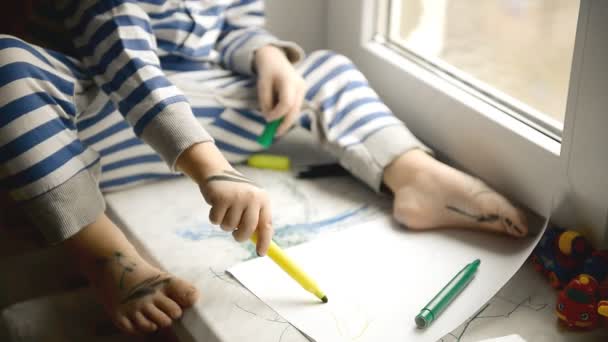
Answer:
[{"xmin": 229, "ymin": 216, "xmax": 548, "ymax": 342}]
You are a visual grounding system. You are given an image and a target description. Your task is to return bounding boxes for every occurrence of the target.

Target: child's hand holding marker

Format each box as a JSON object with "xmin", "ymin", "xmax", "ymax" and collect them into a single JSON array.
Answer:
[
  {"xmin": 202, "ymin": 171, "xmax": 273, "ymax": 254},
  {"xmin": 255, "ymin": 45, "xmax": 306, "ymax": 140},
  {"xmin": 177, "ymin": 144, "xmax": 327, "ymax": 304},
  {"xmin": 176, "ymin": 142, "xmax": 274, "ymax": 256}
]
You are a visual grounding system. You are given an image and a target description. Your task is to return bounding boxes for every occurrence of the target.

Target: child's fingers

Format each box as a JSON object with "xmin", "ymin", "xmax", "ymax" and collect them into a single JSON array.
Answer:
[
  {"xmin": 268, "ymin": 81, "xmax": 294, "ymax": 120},
  {"xmin": 209, "ymin": 204, "xmax": 228, "ymax": 226},
  {"xmin": 257, "ymin": 76, "xmax": 273, "ymax": 114},
  {"xmin": 277, "ymin": 87, "xmax": 304, "ymax": 136},
  {"xmin": 232, "ymin": 204, "xmax": 259, "ymax": 242},
  {"xmin": 255, "ymin": 205, "xmax": 273, "ymax": 256},
  {"xmin": 221, "ymin": 206, "xmax": 243, "ymax": 232},
  {"xmin": 276, "ymin": 112, "xmax": 296, "ymax": 137}
]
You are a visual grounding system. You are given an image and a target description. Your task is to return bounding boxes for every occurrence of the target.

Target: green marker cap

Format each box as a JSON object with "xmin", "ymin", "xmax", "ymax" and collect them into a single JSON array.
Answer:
[{"xmin": 258, "ymin": 119, "xmax": 283, "ymax": 148}]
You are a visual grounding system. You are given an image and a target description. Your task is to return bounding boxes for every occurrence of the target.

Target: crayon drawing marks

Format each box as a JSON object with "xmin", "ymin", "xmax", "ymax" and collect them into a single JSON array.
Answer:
[
  {"xmin": 273, "ymin": 205, "xmax": 372, "ymax": 248},
  {"xmin": 208, "ymin": 267, "xmax": 240, "ymax": 287},
  {"xmin": 233, "ymin": 302, "xmax": 288, "ymax": 324},
  {"xmin": 279, "ymin": 325, "xmax": 292, "ymax": 342},
  {"xmin": 175, "ymin": 205, "xmax": 372, "ymax": 248},
  {"xmin": 323, "ymin": 300, "xmax": 374, "ymax": 341},
  {"xmin": 447, "ymin": 303, "xmax": 490, "ymax": 341},
  {"xmin": 442, "ymin": 295, "xmax": 550, "ymax": 341},
  {"xmin": 329, "ymin": 311, "xmax": 373, "ymax": 341},
  {"xmin": 175, "ymin": 222, "xmax": 223, "ymax": 241}
]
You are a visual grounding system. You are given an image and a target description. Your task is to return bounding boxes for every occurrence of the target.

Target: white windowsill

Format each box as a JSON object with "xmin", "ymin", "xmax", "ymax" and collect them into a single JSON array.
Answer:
[{"xmin": 362, "ymin": 41, "xmax": 562, "ymax": 157}]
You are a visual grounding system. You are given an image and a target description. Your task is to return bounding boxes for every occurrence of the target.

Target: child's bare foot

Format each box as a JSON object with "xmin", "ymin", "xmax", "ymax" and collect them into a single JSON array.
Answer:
[
  {"xmin": 65, "ymin": 215, "xmax": 199, "ymax": 334},
  {"xmin": 384, "ymin": 150, "xmax": 528, "ymax": 237},
  {"xmin": 89, "ymin": 251, "xmax": 198, "ymax": 334}
]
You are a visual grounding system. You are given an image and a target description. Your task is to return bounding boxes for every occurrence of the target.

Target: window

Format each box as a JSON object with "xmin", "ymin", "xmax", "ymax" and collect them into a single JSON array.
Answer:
[
  {"xmin": 328, "ymin": 0, "xmax": 608, "ymax": 246},
  {"xmin": 384, "ymin": 0, "xmax": 579, "ymax": 139}
]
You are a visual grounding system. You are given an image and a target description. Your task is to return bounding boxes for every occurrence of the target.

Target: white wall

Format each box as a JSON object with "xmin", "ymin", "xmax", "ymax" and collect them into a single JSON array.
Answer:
[{"xmin": 265, "ymin": 0, "xmax": 327, "ymax": 52}]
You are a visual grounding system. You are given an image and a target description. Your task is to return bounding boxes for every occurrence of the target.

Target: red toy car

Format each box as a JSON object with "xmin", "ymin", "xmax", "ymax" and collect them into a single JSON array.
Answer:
[{"xmin": 556, "ymin": 274, "xmax": 605, "ymax": 329}]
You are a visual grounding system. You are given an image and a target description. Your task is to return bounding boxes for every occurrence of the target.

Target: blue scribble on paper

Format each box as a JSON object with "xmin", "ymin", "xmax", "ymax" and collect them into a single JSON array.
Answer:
[
  {"xmin": 175, "ymin": 222, "xmax": 224, "ymax": 241},
  {"xmin": 175, "ymin": 205, "xmax": 370, "ymax": 244},
  {"xmin": 273, "ymin": 205, "xmax": 370, "ymax": 248}
]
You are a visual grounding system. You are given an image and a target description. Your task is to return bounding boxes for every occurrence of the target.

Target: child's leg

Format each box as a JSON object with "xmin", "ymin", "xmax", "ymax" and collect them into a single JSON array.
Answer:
[
  {"xmin": 65, "ymin": 213, "xmax": 197, "ymax": 334},
  {"xmin": 75, "ymin": 96, "xmax": 176, "ymax": 192},
  {"xmin": 160, "ymin": 56, "xmax": 526, "ymax": 237},
  {"xmin": 296, "ymin": 50, "xmax": 527, "ymax": 237},
  {"xmin": 0, "ymin": 34, "xmax": 101, "ymax": 241},
  {"xmin": 80, "ymin": 68, "xmax": 265, "ymax": 193},
  {"xmin": 0, "ymin": 35, "xmax": 198, "ymax": 334}
]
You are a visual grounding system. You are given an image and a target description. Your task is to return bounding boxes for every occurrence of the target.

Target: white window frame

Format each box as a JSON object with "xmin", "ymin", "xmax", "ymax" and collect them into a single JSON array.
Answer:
[{"xmin": 327, "ymin": 0, "xmax": 608, "ymax": 246}]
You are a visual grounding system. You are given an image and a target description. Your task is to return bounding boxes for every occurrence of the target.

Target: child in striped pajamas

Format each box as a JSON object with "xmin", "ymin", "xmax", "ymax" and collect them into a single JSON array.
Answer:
[{"xmin": 0, "ymin": 0, "xmax": 528, "ymax": 334}]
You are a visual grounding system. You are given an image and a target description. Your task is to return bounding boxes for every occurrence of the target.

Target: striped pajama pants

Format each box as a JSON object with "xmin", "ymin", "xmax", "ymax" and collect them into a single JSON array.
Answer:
[{"xmin": 0, "ymin": 35, "xmax": 428, "ymax": 241}]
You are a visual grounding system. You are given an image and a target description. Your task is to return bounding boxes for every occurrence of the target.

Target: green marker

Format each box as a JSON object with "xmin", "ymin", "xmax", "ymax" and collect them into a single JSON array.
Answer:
[
  {"xmin": 258, "ymin": 119, "xmax": 283, "ymax": 148},
  {"xmin": 415, "ymin": 259, "xmax": 480, "ymax": 329}
]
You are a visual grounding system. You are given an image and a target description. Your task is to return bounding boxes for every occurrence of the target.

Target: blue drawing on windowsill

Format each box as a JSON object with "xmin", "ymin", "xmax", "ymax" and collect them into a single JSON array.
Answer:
[{"xmin": 175, "ymin": 205, "xmax": 373, "ymax": 258}]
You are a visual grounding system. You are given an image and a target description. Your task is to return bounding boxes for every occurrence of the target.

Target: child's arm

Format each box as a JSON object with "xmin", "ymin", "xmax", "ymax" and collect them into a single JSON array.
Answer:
[
  {"xmin": 216, "ymin": 0, "xmax": 304, "ymax": 76},
  {"xmin": 64, "ymin": 0, "xmax": 272, "ymax": 252},
  {"xmin": 65, "ymin": 0, "xmax": 211, "ymax": 170},
  {"xmin": 176, "ymin": 142, "xmax": 273, "ymax": 255},
  {"xmin": 216, "ymin": 1, "xmax": 307, "ymax": 135}
]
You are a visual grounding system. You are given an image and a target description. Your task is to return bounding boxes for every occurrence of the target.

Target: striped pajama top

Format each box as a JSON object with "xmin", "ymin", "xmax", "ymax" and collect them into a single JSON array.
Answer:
[
  {"xmin": 0, "ymin": 0, "xmax": 304, "ymax": 241},
  {"xmin": 2, "ymin": 0, "xmax": 431, "ymax": 243},
  {"xmin": 60, "ymin": 0, "xmax": 302, "ymax": 169}
]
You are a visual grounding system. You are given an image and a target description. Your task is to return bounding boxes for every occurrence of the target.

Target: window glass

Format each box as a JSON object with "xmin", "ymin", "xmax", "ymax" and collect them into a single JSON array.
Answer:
[{"xmin": 389, "ymin": 0, "xmax": 579, "ymax": 132}]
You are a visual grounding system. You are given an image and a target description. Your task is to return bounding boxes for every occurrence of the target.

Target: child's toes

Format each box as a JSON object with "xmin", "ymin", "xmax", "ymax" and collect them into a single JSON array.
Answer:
[
  {"xmin": 501, "ymin": 207, "xmax": 528, "ymax": 238},
  {"xmin": 143, "ymin": 303, "xmax": 173, "ymax": 328},
  {"xmin": 133, "ymin": 311, "xmax": 158, "ymax": 333},
  {"xmin": 164, "ymin": 278, "xmax": 199, "ymax": 307},
  {"xmin": 512, "ymin": 211, "xmax": 528, "ymax": 237},
  {"xmin": 115, "ymin": 315, "xmax": 136, "ymax": 335},
  {"xmin": 155, "ymin": 296, "xmax": 183, "ymax": 320},
  {"xmin": 517, "ymin": 210, "xmax": 528, "ymax": 233}
]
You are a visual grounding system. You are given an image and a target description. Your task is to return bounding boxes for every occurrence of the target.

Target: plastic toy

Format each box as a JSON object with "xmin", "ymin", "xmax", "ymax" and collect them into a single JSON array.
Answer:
[
  {"xmin": 595, "ymin": 297, "xmax": 608, "ymax": 326},
  {"xmin": 582, "ymin": 250, "xmax": 608, "ymax": 298},
  {"xmin": 533, "ymin": 226, "xmax": 608, "ymax": 330},
  {"xmin": 531, "ymin": 226, "xmax": 593, "ymax": 288},
  {"xmin": 598, "ymin": 300, "xmax": 608, "ymax": 319},
  {"xmin": 556, "ymin": 274, "xmax": 602, "ymax": 329}
]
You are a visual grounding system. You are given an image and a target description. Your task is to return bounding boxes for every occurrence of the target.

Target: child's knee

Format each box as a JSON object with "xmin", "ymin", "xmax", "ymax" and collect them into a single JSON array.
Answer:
[
  {"xmin": 302, "ymin": 50, "xmax": 365, "ymax": 102},
  {"xmin": 0, "ymin": 34, "xmax": 22, "ymax": 44},
  {"xmin": 0, "ymin": 35, "xmax": 53, "ymax": 75},
  {"xmin": 0, "ymin": 36, "xmax": 72, "ymax": 104},
  {"xmin": 0, "ymin": 35, "xmax": 29, "ymax": 65}
]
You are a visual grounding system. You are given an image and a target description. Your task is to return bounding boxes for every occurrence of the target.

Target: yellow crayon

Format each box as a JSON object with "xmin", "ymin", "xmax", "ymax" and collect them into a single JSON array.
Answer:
[
  {"xmin": 247, "ymin": 154, "xmax": 290, "ymax": 171},
  {"xmin": 250, "ymin": 232, "xmax": 328, "ymax": 303}
]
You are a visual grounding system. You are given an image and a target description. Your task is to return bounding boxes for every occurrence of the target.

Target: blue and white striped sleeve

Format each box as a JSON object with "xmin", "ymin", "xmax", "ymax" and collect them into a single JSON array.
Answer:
[
  {"xmin": 67, "ymin": 0, "xmax": 212, "ymax": 170},
  {"xmin": 216, "ymin": 0, "xmax": 305, "ymax": 76}
]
